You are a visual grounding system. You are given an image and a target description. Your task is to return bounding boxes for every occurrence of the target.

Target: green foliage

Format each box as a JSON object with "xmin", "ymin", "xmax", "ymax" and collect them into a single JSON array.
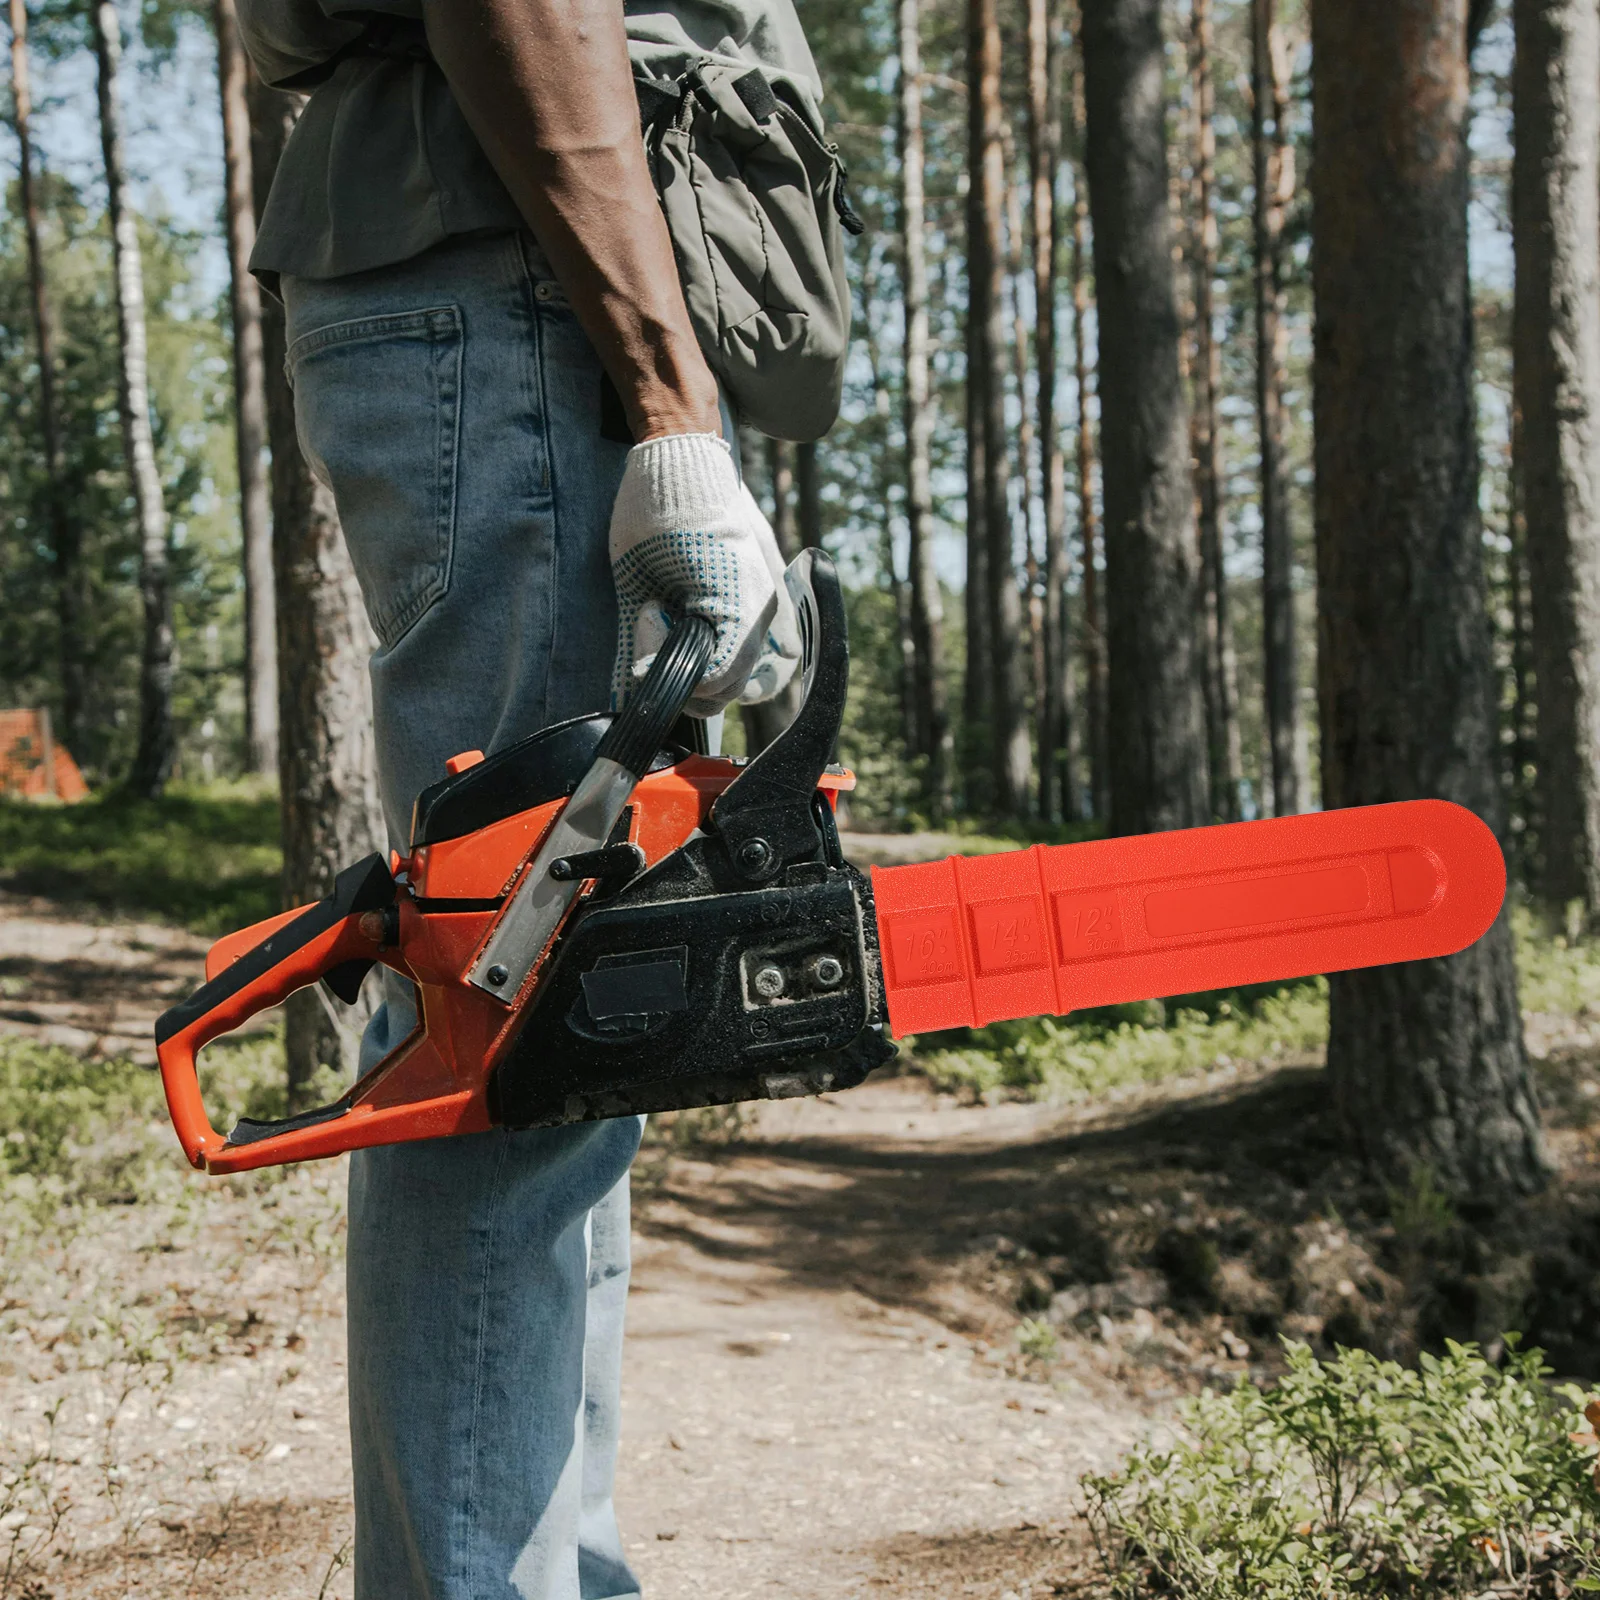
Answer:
[
  {"xmin": 0, "ymin": 1029, "xmax": 284, "ymax": 1213},
  {"xmin": 0, "ymin": 784, "xmax": 280, "ymax": 933},
  {"xmin": 913, "ymin": 979, "xmax": 1329, "ymax": 1102},
  {"xmin": 1086, "ymin": 1338, "xmax": 1600, "ymax": 1599}
]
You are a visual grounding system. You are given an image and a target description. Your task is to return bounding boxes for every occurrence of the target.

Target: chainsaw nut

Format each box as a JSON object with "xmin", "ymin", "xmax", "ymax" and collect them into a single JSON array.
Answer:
[
  {"xmin": 752, "ymin": 965, "xmax": 785, "ymax": 999},
  {"xmin": 811, "ymin": 955, "xmax": 844, "ymax": 988}
]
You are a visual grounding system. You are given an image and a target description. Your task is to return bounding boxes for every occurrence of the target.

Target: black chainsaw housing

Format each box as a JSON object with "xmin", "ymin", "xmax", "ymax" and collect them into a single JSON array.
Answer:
[
  {"xmin": 487, "ymin": 840, "xmax": 894, "ymax": 1129},
  {"xmin": 488, "ymin": 549, "xmax": 897, "ymax": 1128}
]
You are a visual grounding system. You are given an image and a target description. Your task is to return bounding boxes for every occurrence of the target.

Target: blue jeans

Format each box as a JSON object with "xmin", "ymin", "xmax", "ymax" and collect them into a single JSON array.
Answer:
[{"xmin": 283, "ymin": 232, "xmax": 647, "ymax": 1600}]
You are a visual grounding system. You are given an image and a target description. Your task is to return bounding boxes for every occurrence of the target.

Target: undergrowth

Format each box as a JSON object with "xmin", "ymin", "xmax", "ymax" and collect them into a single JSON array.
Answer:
[
  {"xmin": 914, "ymin": 906, "xmax": 1600, "ymax": 1105},
  {"xmin": 0, "ymin": 783, "xmax": 280, "ymax": 934},
  {"xmin": 1086, "ymin": 1338, "xmax": 1600, "ymax": 1599}
]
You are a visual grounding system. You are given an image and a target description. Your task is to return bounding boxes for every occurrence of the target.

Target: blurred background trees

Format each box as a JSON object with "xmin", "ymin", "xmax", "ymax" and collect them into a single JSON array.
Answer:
[{"xmin": 2, "ymin": 0, "xmax": 1594, "ymax": 1191}]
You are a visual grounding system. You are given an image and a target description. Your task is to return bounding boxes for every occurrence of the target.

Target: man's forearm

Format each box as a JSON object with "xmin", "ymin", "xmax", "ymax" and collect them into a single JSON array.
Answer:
[{"xmin": 422, "ymin": 0, "xmax": 720, "ymax": 441}]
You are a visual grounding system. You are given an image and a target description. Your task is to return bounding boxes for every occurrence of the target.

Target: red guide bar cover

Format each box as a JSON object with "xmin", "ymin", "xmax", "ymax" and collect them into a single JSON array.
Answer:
[{"xmin": 869, "ymin": 800, "xmax": 1506, "ymax": 1036}]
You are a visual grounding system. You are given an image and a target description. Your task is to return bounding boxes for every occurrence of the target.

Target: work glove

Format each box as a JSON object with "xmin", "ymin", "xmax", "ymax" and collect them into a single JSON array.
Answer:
[
  {"xmin": 736, "ymin": 486, "xmax": 803, "ymax": 707},
  {"xmin": 609, "ymin": 432, "xmax": 790, "ymax": 718}
]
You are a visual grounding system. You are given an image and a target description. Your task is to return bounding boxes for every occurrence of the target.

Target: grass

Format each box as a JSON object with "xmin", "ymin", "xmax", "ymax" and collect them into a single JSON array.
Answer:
[{"xmin": 0, "ymin": 782, "xmax": 281, "ymax": 935}]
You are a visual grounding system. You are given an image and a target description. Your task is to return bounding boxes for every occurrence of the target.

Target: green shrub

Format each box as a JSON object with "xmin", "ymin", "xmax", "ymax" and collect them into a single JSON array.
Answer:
[
  {"xmin": 914, "ymin": 980, "xmax": 1330, "ymax": 1103},
  {"xmin": 0, "ymin": 1031, "xmax": 286, "ymax": 1211},
  {"xmin": 0, "ymin": 784, "xmax": 280, "ymax": 934},
  {"xmin": 1085, "ymin": 1338, "xmax": 1600, "ymax": 1599}
]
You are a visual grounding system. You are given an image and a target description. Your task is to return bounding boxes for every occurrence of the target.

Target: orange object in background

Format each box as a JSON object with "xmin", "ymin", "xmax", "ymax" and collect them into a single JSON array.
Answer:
[{"xmin": 0, "ymin": 709, "xmax": 88, "ymax": 802}]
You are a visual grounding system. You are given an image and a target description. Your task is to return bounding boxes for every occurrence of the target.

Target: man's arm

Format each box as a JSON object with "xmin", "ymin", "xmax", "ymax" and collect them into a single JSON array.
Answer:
[{"xmin": 421, "ymin": 0, "xmax": 720, "ymax": 443}]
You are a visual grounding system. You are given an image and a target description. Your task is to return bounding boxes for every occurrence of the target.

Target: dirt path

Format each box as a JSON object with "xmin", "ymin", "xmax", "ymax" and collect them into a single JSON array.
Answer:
[{"xmin": 0, "ymin": 900, "xmax": 1151, "ymax": 1599}]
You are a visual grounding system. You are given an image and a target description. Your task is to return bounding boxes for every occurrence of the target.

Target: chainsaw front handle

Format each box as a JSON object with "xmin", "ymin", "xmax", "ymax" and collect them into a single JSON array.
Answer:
[{"xmin": 154, "ymin": 854, "xmax": 396, "ymax": 1169}]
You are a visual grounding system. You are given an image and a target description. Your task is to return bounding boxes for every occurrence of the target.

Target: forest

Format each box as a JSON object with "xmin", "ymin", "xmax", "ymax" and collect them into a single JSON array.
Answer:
[{"xmin": 1, "ymin": 0, "xmax": 1599, "ymax": 1596}]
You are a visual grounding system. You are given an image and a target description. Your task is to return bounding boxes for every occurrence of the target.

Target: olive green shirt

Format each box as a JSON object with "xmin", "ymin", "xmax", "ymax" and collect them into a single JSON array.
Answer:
[{"xmin": 239, "ymin": 0, "xmax": 523, "ymax": 288}]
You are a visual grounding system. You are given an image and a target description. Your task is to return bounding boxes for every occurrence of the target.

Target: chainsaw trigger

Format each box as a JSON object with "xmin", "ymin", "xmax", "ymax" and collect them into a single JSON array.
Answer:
[{"xmin": 322, "ymin": 957, "xmax": 376, "ymax": 1005}]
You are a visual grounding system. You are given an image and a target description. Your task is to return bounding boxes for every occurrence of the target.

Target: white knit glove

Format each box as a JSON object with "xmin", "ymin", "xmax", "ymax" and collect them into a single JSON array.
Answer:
[{"xmin": 609, "ymin": 433, "xmax": 780, "ymax": 717}]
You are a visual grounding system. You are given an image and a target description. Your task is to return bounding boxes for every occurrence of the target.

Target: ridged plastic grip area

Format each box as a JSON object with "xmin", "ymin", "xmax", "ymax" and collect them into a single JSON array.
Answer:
[{"xmin": 597, "ymin": 614, "xmax": 716, "ymax": 777}]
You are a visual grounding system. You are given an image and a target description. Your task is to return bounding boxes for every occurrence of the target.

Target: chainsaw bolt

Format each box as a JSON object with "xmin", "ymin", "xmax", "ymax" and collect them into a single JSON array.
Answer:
[
  {"xmin": 486, "ymin": 964, "xmax": 510, "ymax": 989},
  {"xmin": 811, "ymin": 955, "xmax": 844, "ymax": 988},
  {"xmin": 752, "ymin": 965, "xmax": 785, "ymax": 999},
  {"xmin": 738, "ymin": 838, "xmax": 773, "ymax": 873}
]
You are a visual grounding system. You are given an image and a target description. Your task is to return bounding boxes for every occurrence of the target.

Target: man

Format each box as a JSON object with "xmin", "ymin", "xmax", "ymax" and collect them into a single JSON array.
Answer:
[{"xmin": 238, "ymin": 2, "xmax": 790, "ymax": 1594}]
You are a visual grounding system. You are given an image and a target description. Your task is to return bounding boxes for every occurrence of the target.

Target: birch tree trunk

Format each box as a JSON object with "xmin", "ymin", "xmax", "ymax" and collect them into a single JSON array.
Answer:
[
  {"xmin": 248, "ymin": 74, "xmax": 383, "ymax": 1100},
  {"xmin": 1029, "ymin": 0, "xmax": 1073, "ymax": 821},
  {"xmin": 1068, "ymin": 18, "xmax": 1108, "ymax": 822},
  {"xmin": 1313, "ymin": 0, "xmax": 1548, "ymax": 1198},
  {"xmin": 9, "ymin": 0, "xmax": 83, "ymax": 754},
  {"xmin": 1252, "ymin": 0, "xmax": 1301, "ymax": 816},
  {"xmin": 94, "ymin": 0, "xmax": 173, "ymax": 797},
  {"xmin": 214, "ymin": 0, "xmax": 276, "ymax": 776},
  {"xmin": 1189, "ymin": 0, "xmax": 1242, "ymax": 821},
  {"xmin": 897, "ymin": 0, "xmax": 951, "ymax": 817},
  {"xmin": 1513, "ymin": 0, "xmax": 1600, "ymax": 920},
  {"xmin": 1080, "ymin": 0, "xmax": 1206, "ymax": 836}
]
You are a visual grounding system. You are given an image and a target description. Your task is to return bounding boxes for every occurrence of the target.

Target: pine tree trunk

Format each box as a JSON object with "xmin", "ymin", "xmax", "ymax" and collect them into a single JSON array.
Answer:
[
  {"xmin": 796, "ymin": 441, "xmax": 822, "ymax": 550},
  {"xmin": 1513, "ymin": 0, "xmax": 1600, "ymax": 920},
  {"xmin": 1313, "ymin": 0, "xmax": 1548, "ymax": 1198},
  {"xmin": 1068, "ymin": 21, "xmax": 1108, "ymax": 823},
  {"xmin": 1080, "ymin": 0, "xmax": 1206, "ymax": 836},
  {"xmin": 214, "ymin": 0, "xmax": 276, "ymax": 777},
  {"xmin": 974, "ymin": 0, "xmax": 1030, "ymax": 816},
  {"xmin": 1005, "ymin": 126, "xmax": 1046, "ymax": 820},
  {"xmin": 1252, "ymin": 0, "xmax": 1301, "ymax": 816},
  {"xmin": 94, "ymin": 0, "xmax": 173, "ymax": 797},
  {"xmin": 248, "ymin": 75, "xmax": 383, "ymax": 1101},
  {"xmin": 1031, "ymin": 0, "xmax": 1072, "ymax": 822},
  {"xmin": 963, "ymin": 0, "xmax": 991, "ymax": 813},
  {"xmin": 1507, "ymin": 412, "xmax": 1538, "ymax": 875},
  {"xmin": 897, "ymin": 0, "xmax": 951, "ymax": 817},
  {"xmin": 1189, "ymin": 0, "xmax": 1242, "ymax": 822},
  {"xmin": 740, "ymin": 438, "xmax": 801, "ymax": 756},
  {"xmin": 9, "ymin": 0, "xmax": 82, "ymax": 756}
]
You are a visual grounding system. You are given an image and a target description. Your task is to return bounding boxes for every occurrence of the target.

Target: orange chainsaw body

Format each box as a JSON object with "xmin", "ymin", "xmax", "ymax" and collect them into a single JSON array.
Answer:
[{"xmin": 160, "ymin": 757, "xmax": 852, "ymax": 1174}]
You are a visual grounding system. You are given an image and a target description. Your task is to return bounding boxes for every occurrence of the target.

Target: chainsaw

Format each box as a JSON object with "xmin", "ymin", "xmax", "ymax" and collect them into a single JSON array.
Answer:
[{"xmin": 154, "ymin": 550, "xmax": 1506, "ymax": 1175}]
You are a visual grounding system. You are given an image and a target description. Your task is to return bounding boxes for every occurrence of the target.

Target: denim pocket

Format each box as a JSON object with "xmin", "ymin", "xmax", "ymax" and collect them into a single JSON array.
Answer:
[{"xmin": 288, "ymin": 306, "xmax": 463, "ymax": 650}]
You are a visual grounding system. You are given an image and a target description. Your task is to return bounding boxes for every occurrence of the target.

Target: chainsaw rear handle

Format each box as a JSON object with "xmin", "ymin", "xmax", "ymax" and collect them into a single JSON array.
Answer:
[
  {"xmin": 600, "ymin": 613, "xmax": 716, "ymax": 776},
  {"xmin": 154, "ymin": 854, "xmax": 396, "ymax": 1168}
]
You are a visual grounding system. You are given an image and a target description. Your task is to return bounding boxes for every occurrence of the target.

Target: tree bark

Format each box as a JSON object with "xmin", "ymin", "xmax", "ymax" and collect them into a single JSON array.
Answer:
[
  {"xmin": 94, "ymin": 0, "xmax": 174, "ymax": 797},
  {"xmin": 1068, "ymin": 20, "xmax": 1108, "ymax": 823},
  {"xmin": 1252, "ymin": 0, "xmax": 1301, "ymax": 817},
  {"xmin": 1029, "ymin": 0, "xmax": 1073, "ymax": 822},
  {"xmin": 897, "ymin": 0, "xmax": 951, "ymax": 817},
  {"xmin": 1513, "ymin": 0, "xmax": 1600, "ymax": 919},
  {"xmin": 740, "ymin": 438, "xmax": 802, "ymax": 756},
  {"xmin": 1005, "ymin": 125, "xmax": 1046, "ymax": 819},
  {"xmin": 9, "ymin": 0, "xmax": 83, "ymax": 756},
  {"xmin": 248, "ymin": 75, "xmax": 383, "ymax": 1099},
  {"xmin": 1080, "ymin": 0, "xmax": 1206, "ymax": 836},
  {"xmin": 1313, "ymin": 0, "xmax": 1548, "ymax": 1198},
  {"xmin": 214, "ymin": 0, "xmax": 277, "ymax": 777},
  {"xmin": 795, "ymin": 441, "xmax": 822, "ymax": 550},
  {"xmin": 1188, "ymin": 0, "xmax": 1242, "ymax": 822},
  {"xmin": 963, "ymin": 0, "xmax": 991, "ymax": 814},
  {"xmin": 972, "ymin": 0, "xmax": 1030, "ymax": 816}
]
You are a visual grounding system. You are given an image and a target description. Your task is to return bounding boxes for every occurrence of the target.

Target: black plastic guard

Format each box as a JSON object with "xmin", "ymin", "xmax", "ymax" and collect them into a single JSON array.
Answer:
[{"xmin": 487, "ymin": 843, "xmax": 895, "ymax": 1129}]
